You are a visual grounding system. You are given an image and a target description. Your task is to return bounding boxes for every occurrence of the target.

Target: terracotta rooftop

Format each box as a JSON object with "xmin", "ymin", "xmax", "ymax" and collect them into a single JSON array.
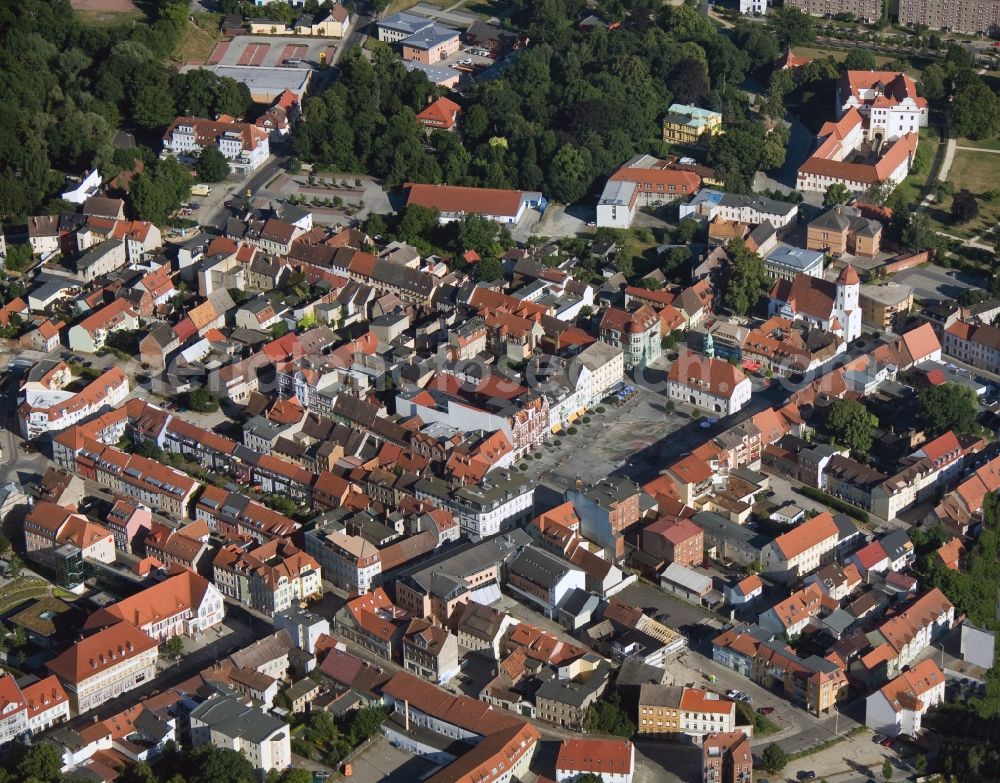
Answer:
[
  {"xmin": 556, "ymin": 739, "xmax": 634, "ymax": 775},
  {"xmin": 47, "ymin": 623, "xmax": 158, "ymax": 684}
]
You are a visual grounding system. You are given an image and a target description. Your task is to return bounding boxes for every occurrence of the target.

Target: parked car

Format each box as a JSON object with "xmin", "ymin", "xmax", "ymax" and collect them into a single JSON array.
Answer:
[
  {"xmin": 880, "ymin": 736, "xmax": 894, "ymax": 747},
  {"xmin": 726, "ymin": 689, "xmax": 740, "ymax": 698},
  {"xmin": 798, "ymin": 773, "xmax": 816, "ymax": 781},
  {"xmin": 757, "ymin": 706, "xmax": 774, "ymax": 715},
  {"xmin": 872, "ymin": 734, "xmax": 884, "ymax": 744}
]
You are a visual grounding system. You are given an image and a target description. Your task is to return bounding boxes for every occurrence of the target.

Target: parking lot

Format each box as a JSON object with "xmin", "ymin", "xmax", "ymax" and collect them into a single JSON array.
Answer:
[
  {"xmin": 208, "ymin": 35, "xmax": 332, "ymax": 69},
  {"xmin": 893, "ymin": 263, "xmax": 983, "ymax": 301},
  {"xmin": 256, "ymin": 171, "xmax": 392, "ymax": 226},
  {"xmin": 345, "ymin": 736, "xmax": 438, "ymax": 783}
]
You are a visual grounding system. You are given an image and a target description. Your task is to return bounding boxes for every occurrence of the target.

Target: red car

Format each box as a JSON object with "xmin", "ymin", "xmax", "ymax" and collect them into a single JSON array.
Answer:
[
  {"xmin": 757, "ymin": 706, "xmax": 775, "ymax": 715},
  {"xmin": 880, "ymin": 737, "xmax": 894, "ymax": 747}
]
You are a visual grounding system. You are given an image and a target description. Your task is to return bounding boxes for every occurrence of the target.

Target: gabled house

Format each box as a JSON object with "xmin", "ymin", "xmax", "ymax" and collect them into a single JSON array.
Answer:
[{"xmin": 83, "ymin": 569, "xmax": 225, "ymax": 641}]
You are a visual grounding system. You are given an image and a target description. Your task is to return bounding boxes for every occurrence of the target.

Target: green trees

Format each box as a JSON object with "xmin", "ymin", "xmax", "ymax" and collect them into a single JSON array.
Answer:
[
  {"xmin": 733, "ymin": 23, "xmax": 781, "ymax": 71},
  {"xmin": 455, "ymin": 213, "xmax": 502, "ymax": 258},
  {"xmin": 293, "ymin": 7, "xmax": 751, "ymax": 206},
  {"xmin": 184, "ymin": 745, "xmax": 256, "ymax": 783},
  {"xmin": 185, "ymin": 388, "xmax": 220, "ymax": 413},
  {"xmin": 917, "ymin": 383, "xmax": 980, "ymax": 436},
  {"xmin": 918, "ymin": 63, "xmax": 948, "ymax": 106},
  {"xmin": 843, "ymin": 49, "xmax": 878, "ymax": 71},
  {"xmin": 882, "ymin": 758, "xmax": 893, "ymax": 781},
  {"xmin": 583, "ymin": 691, "xmax": 634, "ymax": 736},
  {"xmin": 172, "ymin": 69, "xmax": 252, "ymax": 120},
  {"xmin": 951, "ymin": 188, "xmax": 979, "ymax": 223},
  {"xmin": 547, "ymin": 144, "xmax": 592, "ymax": 204},
  {"xmin": 164, "ymin": 635, "xmax": 184, "ymax": 657},
  {"xmin": 761, "ymin": 743, "xmax": 788, "ymax": 772},
  {"xmin": 128, "ymin": 158, "xmax": 194, "ymax": 225},
  {"xmin": 398, "ymin": 204, "xmax": 440, "ymax": 246},
  {"xmin": 768, "ymin": 7, "xmax": 816, "ymax": 47},
  {"xmin": 0, "ymin": 0, "xmax": 189, "ymax": 220},
  {"xmin": 721, "ymin": 239, "xmax": 769, "ymax": 316},
  {"xmin": 824, "ymin": 398, "xmax": 878, "ymax": 457},
  {"xmin": 709, "ymin": 124, "xmax": 770, "ymax": 193},
  {"xmin": 952, "ymin": 80, "xmax": 1000, "ymax": 140},
  {"xmin": 13, "ymin": 744, "xmax": 63, "ymax": 783},
  {"xmin": 4, "ymin": 244, "xmax": 32, "ymax": 273},
  {"xmin": 824, "ymin": 183, "xmax": 851, "ymax": 207},
  {"xmin": 899, "ymin": 212, "xmax": 936, "ymax": 253},
  {"xmin": 476, "ymin": 257, "xmax": 503, "ymax": 283},
  {"xmin": 196, "ymin": 146, "xmax": 230, "ymax": 183}
]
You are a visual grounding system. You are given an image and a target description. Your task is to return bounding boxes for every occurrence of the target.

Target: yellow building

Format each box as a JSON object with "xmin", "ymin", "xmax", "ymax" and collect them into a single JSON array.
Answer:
[
  {"xmin": 860, "ymin": 284, "xmax": 913, "ymax": 332},
  {"xmin": 662, "ymin": 104, "xmax": 723, "ymax": 146}
]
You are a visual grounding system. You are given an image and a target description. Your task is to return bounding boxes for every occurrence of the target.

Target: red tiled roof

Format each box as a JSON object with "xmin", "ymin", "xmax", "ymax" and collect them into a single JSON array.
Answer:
[
  {"xmin": 772, "ymin": 512, "xmax": 838, "ymax": 560},
  {"xmin": 416, "ymin": 97, "xmax": 461, "ymax": 128},
  {"xmin": 23, "ymin": 675, "xmax": 68, "ymax": 719},
  {"xmin": 163, "ymin": 116, "xmax": 267, "ymax": 152},
  {"xmin": 406, "ymin": 183, "xmax": 526, "ymax": 219},
  {"xmin": 83, "ymin": 570, "xmax": 214, "ymax": 632},
  {"xmin": 47, "ymin": 623, "xmax": 158, "ymax": 684},
  {"xmin": 556, "ymin": 739, "xmax": 634, "ymax": 775},
  {"xmin": 667, "ymin": 353, "xmax": 749, "ymax": 400}
]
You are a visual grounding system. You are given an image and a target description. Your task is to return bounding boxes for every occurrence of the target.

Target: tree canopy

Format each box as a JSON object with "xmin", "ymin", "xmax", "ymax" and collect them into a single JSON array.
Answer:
[
  {"xmin": 824, "ymin": 398, "xmax": 878, "ymax": 457},
  {"xmin": 761, "ymin": 743, "xmax": 788, "ymax": 772},
  {"xmin": 196, "ymin": 146, "xmax": 230, "ymax": 183},
  {"xmin": 0, "ymin": 0, "xmax": 196, "ymax": 221},
  {"xmin": 127, "ymin": 158, "xmax": 193, "ymax": 225},
  {"xmin": 952, "ymin": 79, "xmax": 1000, "ymax": 140},
  {"xmin": 583, "ymin": 690, "xmax": 634, "ymax": 736},
  {"xmin": 917, "ymin": 383, "xmax": 980, "ymax": 436},
  {"xmin": 824, "ymin": 183, "xmax": 851, "ymax": 207},
  {"xmin": 720, "ymin": 239, "xmax": 769, "ymax": 316},
  {"xmin": 951, "ymin": 188, "xmax": 979, "ymax": 223},
  {"xmin": 293, "ymin": 1, "xmax": 756, "ymax": 203}
]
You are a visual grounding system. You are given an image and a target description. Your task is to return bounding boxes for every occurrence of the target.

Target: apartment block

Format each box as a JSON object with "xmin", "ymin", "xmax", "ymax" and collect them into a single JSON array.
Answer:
[
  {"xmin": 898, "ymin": 0, "xmax": 1000, "ymax": 35},
  {"xmin": 637, "ymin": 685, "xmax": 737, "ymax": 738},
  {"xmin": 784, "ymin": 0, "xmax": 883, "ymax": 23},
  {"xmin": 46, "ymin": 623, "xmax": 159, "ymax": 714}
]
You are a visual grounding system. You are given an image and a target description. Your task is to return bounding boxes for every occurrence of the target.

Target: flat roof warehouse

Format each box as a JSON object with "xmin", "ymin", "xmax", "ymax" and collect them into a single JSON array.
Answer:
[{"xmin": 199, "ymin": 65, "xmax": 312, "ymax": 103}]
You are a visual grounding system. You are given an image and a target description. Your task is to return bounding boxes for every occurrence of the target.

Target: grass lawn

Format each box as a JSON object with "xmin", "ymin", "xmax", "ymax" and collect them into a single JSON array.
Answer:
[
  {"xmin": 925, "ymin": 149, "xmax": 1000, "ymax": 240},
  {"xmin": 894, "ymin": 126, "xmax": 941, "ymax": 205},
  {"xmin": 75, "ymin": 8, "xmax": 145, "ymax": 25},
  {"xmin": 387, "ymin": 0, "xmax": 450, "ymax": 12},
  {"xmin": 621, "ymin": 228, "xmax": 663, "ymax": 277},
  {"xmin": 463, "ymin": 0, "xmax": 515, "ymax": 19},
  {"xmin": 955, "ymin": 136, "xmax": 1000, "ymax": 152},
  {"xmin": 948, "ymin": 149, "xmax": 1000, "ymax": 195},
  {"xmin": 790, "ymin": 46, "xmax": 928, "ymax": 78},
  {"xmin": 171, "ymin": 18, "xmax": 220, "ymax": 65}
]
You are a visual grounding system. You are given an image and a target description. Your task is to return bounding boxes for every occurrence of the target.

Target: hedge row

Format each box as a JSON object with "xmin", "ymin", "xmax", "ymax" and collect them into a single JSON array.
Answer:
[{"xmin": 797, "ymin": 485, "xmax": 870, "ymax": 524}]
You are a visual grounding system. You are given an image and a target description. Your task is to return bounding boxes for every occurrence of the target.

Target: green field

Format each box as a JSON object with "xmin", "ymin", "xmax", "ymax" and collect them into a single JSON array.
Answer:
[
  {"xmin": 790, "ymin": 45, "xmax": 928, "ymax": 78},
  {"xmin": 171, "ymin": 15, "xmax": 221, "ymax": 65},
  {"xmin": 955, "ymin": 136, "xmax": 1000, "ymax": 152},
  {"xmin": 949, "ymin": 148, "xmax": 1000, "ymax": 194},
  {"xmin": 924, "ymin": 149, "xmax": 1000, "ymax": 241},
  {"xmin": 893, "ymin": 126, "xmax": 941, "ymax": 205}
]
